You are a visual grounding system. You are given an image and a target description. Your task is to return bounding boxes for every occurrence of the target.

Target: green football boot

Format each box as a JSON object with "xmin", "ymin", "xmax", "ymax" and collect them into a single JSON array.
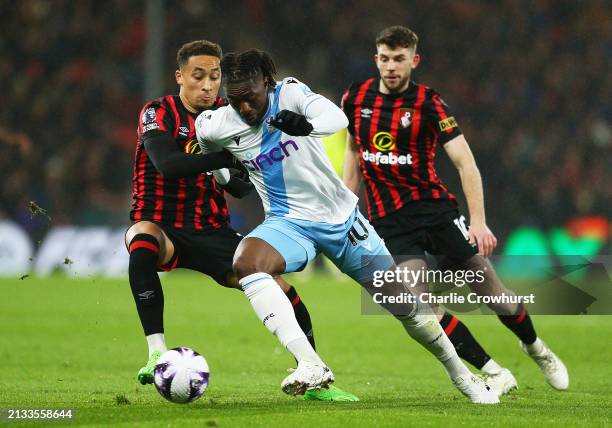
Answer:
[
  {"xmin": 137, "ymin": 350, "xmax": 163, "ymax": 385},
  {"xmin": 303, "ymin": 385, "xmax": 360, "ymax": 402}
]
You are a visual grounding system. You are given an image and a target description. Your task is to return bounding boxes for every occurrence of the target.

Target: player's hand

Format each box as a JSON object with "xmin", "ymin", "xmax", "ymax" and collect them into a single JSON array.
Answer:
[
  {"xmin": 268, "ymin": 110, "xmax": 313, "ymax": 136},
  {"xmin": 228, "ymin": 167, "xmax": 250, "ymax": 182},
  {"xmin": 222, "ymin": 169, "xmax": 254, "ymax": 199},
  {"xmin": 468, "ymin": 222, "xmax": 497, "ymax": 257}
]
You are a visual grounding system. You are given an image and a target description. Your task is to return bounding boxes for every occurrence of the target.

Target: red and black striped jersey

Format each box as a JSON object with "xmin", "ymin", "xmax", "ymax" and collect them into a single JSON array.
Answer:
[
  {"xmin": 341, "ymin": 79, "xmax": 462, "ymax": 222},
  {"xmin": 130, "ymin": 95, "xmax": 230, "ymax": 231}
]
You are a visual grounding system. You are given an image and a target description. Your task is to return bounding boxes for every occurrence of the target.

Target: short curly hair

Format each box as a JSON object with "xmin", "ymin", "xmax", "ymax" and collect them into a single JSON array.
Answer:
[{"xmin": 176, "ymin": 40, "xmax": 222, "ymax": 68}]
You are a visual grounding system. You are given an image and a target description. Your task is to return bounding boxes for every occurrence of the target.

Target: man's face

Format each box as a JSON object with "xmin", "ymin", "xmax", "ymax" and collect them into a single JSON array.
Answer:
[
  {"xmin": 375, "ymin": 44, "xmax": 420, "ymax": 93},
  {"xmin": 176, "ymin": 55, "xmax": 221, "ymax": 112},
  {"xmin": 225, "ymin": 75, "xmax": 270, "ymax": 127}
]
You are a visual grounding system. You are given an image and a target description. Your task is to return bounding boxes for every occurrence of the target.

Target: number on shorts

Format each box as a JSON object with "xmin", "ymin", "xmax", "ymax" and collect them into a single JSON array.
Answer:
[
  {"xmin": 348, "ymin": 217, "xmax": 369, "ymax": 246},
  {"xmin": 453, "ymin": 215, "xmax": 470, "ymax": 240}
]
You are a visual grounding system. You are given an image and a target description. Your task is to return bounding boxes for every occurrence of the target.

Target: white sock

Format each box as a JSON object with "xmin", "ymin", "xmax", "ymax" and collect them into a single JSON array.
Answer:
[
  {"xmin": 146, "ymin": 333, "xmax": 167, "ymax": 357},
  {"xmin": 481, "ymin": 359, "xmax": 504, "ymax": 375},
  {"xmin": 524, "ymin": 337, "xmax": 544, "ymax": 355},
  {"xmin": 240, "ymin": 273, "xmax": 321, "ymax": 364},
  {"xmin": 398, "ymin": 313, "xmax": 471, "ymax": 379},
  {"xmin": 287, "ymin": 338, "xmax": 324, "ymax": 366}
]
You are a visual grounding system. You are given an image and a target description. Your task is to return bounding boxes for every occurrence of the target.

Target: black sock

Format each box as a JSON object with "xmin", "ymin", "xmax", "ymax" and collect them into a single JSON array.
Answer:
[
  {"xmin": 285, "ymin": 286, "xmax": 315, "ymax": 351},
  {"xmin": 128, "ymin": 234, "xmax": 164, "ymax": 336},
  {"xmin": 440, "ymin": 312, "xmax": 491, "ymax": 370},
  {"xmin": 498, "ymin": 303, "xmax": 537, "ymax": 345}
]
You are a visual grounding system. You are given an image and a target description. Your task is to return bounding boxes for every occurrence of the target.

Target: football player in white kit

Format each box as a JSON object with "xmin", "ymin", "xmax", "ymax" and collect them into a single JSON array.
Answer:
[{"xmin": 196, "ymin": 49, "xmax": 498, "ymax": 404}]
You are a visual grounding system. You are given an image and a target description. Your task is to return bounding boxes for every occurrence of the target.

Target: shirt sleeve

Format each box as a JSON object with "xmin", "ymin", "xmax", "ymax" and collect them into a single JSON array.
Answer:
[
  {"xmin": 138, "ymin": 101, "xmax": 175, "ymax": 137},
  {"xmin": 423, "ymin": 90, "xmax": 463, "ymax": 145},
  {"xmin": 281, "ymin": 77, "xmax": 348, "ymax": 137},
  {"xmin": 194, "ymin": 110, "xmax": 234, "ymax": 185},
  {"xmin": 195, "ymin": 110, "xmax": 222, "ymax": 153}
]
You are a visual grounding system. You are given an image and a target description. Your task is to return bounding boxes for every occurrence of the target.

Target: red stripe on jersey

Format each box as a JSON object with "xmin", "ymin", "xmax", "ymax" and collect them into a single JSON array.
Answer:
[
  {"xmin": 174, "ymin": 178, "xmax": 186, "ymax": 228},
  {"xmin": 194, "ymin": 175, "xmax": 206, "ymax": 230},
  {"xmin": 212, "ymin": 179, "xmax": 230, "ymax": 219},
  {"xmin": 432, "ymin": 95, "xmax": 455, "ymax": 136},
  {"xmin": 369, "ymin": 95, "xmax": 402, "ymax": 215},
  {"xmin": 408, "ymin": 85, "xmax": 427, "ymax": 201},
  {"xmin": 341, "ymin": 89, "xmax": 350, "ymax": 110},
  {"xmin": 153, "ymin": 102, "xmax": 168, "ymax": 132},
  {"xmin": 166, "ymin": 96, "xmax": 181, "ymax": 137},
  {"xmin": 353, "ymin": 79, "xmax": 382, "ymax": 219},
  {"xmin": 388, "ymin": 96, "xmax": 414, "ymax": 210},
  {"xmin": 208, "ymin": 196, "xmax": 221, "ymax": 229},
  {"xmin": 428, "ymin": 96, "xmax": 455, "ymax": 198},
  {"xmin": 426, "ymin": 135, "xmax": 440, "ymax": 199},
  {"xmin": 353, "ymin": 79, "xmax": 375, "ymax": 137},
  {"xmin": 153, "ymin": 172, "xmax": 164, "ymax": 222},
  {"xmin": 133, "ymin": 148, "xmax": 148, "ymax": 221},
  {"xmin": 131, "ymin": 129, "xmax": 142, "ymax": 221},
  {"xmin": 129, "ymin": 241, "xmax": 159, "ymax": 254},
  {"xmin": 188, "ymin": 115, "xmax": 196, "ymax": 138}
]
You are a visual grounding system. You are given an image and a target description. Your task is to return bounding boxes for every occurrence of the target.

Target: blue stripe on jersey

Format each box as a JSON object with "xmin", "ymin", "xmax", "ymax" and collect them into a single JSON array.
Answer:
[{"xmin": 260, "ymin": 83, "xmax": 289, "ymax": 216}]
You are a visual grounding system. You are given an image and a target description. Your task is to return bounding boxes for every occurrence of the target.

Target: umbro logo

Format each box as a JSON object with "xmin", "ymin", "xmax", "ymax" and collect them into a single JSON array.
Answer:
[
  {"xmin": 138, "ymin": 290, "xmax": 155, "ymax": 300},
  {"xmin": 178, "ymin": 126, "xmax": 189, "ymax": 136},
  {"xmin": 232, "ymin": 136, "xmax": 241, "ymax": 145},
  {"xmin": 361, "ymin": 108, "xmax": 373, "ymax": 118}
]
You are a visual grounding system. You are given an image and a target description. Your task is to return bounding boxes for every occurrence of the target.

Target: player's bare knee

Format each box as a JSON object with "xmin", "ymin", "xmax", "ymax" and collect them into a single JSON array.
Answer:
[
  {"xmin": 232, "ymin": 253, "xmax": 259, "ymax": 279},
  {"xmin": 125, "ymin": 221, "xmax": 164, "ymax": 248},
  {"xmin": 233, "ymin": 238, "xmax": 284, "ymax": 279}
]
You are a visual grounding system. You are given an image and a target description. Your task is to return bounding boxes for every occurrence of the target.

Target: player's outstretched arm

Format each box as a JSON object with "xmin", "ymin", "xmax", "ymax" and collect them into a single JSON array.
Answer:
[
  {"xmin": 143, "ymin": 131, "xmax": 236, "ymax": 179},
  {"xmin": 444, "ymin": 135, "xmax": 497, "ymax": 256},
  {"xmin": 342, "ymin": 132, "xmax": 363, "ymax": 195}
]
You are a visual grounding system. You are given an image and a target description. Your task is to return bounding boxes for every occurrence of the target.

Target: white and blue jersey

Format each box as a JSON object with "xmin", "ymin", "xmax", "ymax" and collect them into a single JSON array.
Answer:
[
  {"xmin": 196, "ymin": 77, "xmax": 393, "ymax": 281},
  {"xmin": 195, "ymin": 77, "xmax": 358, "ymax": 224}
]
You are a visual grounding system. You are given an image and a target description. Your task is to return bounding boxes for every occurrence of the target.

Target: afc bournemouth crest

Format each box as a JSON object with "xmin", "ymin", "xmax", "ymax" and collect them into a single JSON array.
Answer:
[{"xmin": 399, "ymin": 108, "xmax": 413, "ymax": 128}]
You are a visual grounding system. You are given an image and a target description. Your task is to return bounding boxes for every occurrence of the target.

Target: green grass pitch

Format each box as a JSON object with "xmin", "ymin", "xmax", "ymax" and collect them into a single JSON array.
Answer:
[{"xmin": 1, "ymin": 272, "xmax": 610, "ymax": 427}]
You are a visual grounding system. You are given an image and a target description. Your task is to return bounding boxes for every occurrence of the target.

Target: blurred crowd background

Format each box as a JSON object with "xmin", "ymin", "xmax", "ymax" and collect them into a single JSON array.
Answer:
[{"xmin": 1, "ymin": 0, "xmax": 610, "ymax": 245}]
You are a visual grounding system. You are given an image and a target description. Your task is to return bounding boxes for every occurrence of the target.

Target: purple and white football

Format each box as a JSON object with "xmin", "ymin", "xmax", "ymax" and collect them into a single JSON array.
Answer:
[{"xmin": 153, "ymin": 347, "xmax": 210, "ymax": 404}]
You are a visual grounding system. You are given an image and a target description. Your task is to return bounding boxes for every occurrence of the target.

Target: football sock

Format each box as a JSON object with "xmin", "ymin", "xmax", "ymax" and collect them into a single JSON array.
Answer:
[
  {"xmin": 498, "ymin": 303, "xmax": 537, "ymax": 345},
  {"xmin": 284, "ymin": 286, "xmax": 316, "ymax": 350},
  {"xmin": 439, "ymin": 312, "xmax": 492, "ymax": 370},
  {"xmin": 524, "ymin": 337, "xmax": 545, "ymax": 355},
  {"xmin": 481, "ymin": 359, "xmax": 504, "ymax": 375},
  {"xmin": 128, "ymin": 234, "xmax": 164, "ymax": 336},
  {"xmin": 240, "ymin": 273, "xmax": 322, "ymax": 365},
  {"xmin": 146, "ymin": 333, "xmax": 168, "ymax": 357},
  {"xmin": 286, "ymin": 338, "xmax": 324, "ymax": 366},
  {"xmin": 397, "ymin": 312, "xmax": 471, "ymax": 379}
]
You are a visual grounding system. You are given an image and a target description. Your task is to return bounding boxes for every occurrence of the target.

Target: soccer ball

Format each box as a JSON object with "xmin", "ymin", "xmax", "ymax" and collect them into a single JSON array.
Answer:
[{"xmin": 153, "ymin": 347, "xmax": 210, "ymax": 403}]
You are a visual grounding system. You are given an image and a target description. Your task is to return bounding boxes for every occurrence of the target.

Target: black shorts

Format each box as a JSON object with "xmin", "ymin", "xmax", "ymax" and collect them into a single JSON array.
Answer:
[
  {"xmin": 372, "ymin": 200, "xmax": 477, "ymax": 264},
  {"xmin": 156, "ymin": 224, "xmax": 242, "ymax": 285}
]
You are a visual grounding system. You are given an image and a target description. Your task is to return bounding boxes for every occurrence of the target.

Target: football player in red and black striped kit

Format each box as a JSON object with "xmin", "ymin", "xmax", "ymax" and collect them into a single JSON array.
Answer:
[
  {"xmin": 125, "ymin": 40, "xmax": 358, "ymax": 401},
  {"xmin": 342, "ymin": 26, "xmax": 568, "ymax": 395}
]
